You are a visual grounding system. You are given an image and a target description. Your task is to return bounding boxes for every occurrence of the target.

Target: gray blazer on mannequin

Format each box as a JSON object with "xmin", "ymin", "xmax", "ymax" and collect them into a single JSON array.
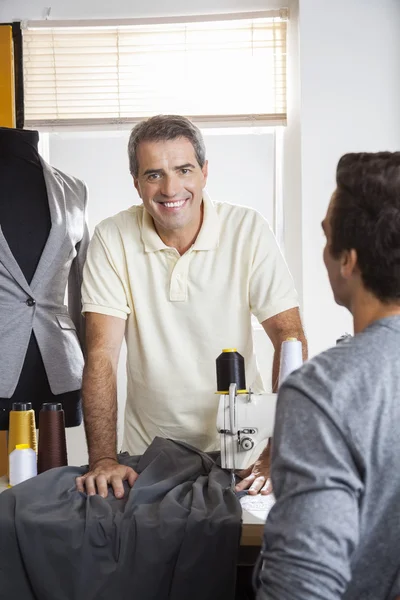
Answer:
[{"xmin": 0, "ymin": 158, "xmax": 89, "ymax": 397}]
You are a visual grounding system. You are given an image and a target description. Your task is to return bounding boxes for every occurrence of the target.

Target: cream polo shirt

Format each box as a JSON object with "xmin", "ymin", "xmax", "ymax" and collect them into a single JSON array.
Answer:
[{"xmin": 82, "ymin": 192, "xmax": 299, "ymax": 455}]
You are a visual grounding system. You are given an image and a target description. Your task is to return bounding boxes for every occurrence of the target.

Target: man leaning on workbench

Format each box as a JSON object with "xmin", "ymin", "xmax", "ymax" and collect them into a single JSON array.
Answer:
[{"xmin": 76, "ymin": 114, "xmax": 307, "ymax": 498}]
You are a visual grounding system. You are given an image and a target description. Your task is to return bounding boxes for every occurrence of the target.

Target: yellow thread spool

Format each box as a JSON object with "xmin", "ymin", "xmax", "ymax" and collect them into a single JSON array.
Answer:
[{"xmin": 7, "ymin": 402, "xmax": 37, "ymax": 478}]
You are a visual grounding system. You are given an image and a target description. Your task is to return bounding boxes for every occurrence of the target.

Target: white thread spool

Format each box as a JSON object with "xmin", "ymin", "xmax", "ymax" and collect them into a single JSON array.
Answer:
[
  {"xmin": 9, "ymin": 443, "xmax": 37, "ymax": 487},
  {"xmin": 278, "ymin": 338, "xmax": 303, "ymax": 388}
]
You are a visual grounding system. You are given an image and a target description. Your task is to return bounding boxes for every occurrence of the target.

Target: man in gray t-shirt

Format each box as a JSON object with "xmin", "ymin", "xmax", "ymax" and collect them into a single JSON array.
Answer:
[{"xmin": 257, "ymin": 152, "xmax": 400, "ymax": 600}]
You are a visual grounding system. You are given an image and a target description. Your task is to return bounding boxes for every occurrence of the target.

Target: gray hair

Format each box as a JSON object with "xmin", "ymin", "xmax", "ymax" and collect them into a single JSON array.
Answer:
[{"xmin": 128, "ymin": 115, "xmax": 206, "ymax": 178}]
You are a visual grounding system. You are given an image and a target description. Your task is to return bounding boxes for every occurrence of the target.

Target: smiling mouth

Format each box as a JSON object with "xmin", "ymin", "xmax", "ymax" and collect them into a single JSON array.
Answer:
[{"xmin": 158, "ymin": 199, "xmax": 188, "ymax": 210}]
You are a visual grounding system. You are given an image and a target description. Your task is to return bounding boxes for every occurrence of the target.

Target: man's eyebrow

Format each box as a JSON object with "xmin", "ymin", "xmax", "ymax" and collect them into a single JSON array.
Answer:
[
  {"xmin": 143, "ymin": 168, "xmax": 164, "ymax": 176},
  {"xmin": 174, "ymin": 163, "xmax": 196, "ymax": 170},
  {"xmin": 142, "ymin": 163, "xmax": 196, "ymax": 176}
]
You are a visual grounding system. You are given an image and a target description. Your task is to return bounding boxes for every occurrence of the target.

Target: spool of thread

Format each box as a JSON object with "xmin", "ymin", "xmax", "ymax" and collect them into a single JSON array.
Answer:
[
  {"xmin": 9, "ymin": 443, "xmax": 37, "ymax": 486},
  {"xmin": 0, "ymin": 431, "xmax": 8, "ymax": 477},
  {"xmin": 278, "ymin": 338, "xmax": 303, "ymax": 388},
  {"xmin": 336, "ymin": 333, "xmax": 352, "ymax": 345},
  {"xmin": 216, "ymin": 348, "xmax": 246, "ymax": 393},
  {"xmin": 8, "ymin": 402, "xmax": 37, "ymax": 478},
  {"xmin": 38, "ymin": 402, "xmax": 68, "ymax": 474}
]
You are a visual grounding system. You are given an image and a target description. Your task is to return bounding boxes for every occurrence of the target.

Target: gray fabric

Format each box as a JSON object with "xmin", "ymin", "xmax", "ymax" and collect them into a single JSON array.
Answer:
[
  {"xmin": 257, "ymin": 315, "xmax": 400, "ymax": 600},
  {"xmin": 0, "ymin": 158, "xmax": 89, "ymax": 397},
  {"xmin": 0, "ymin": 437, "xmax": 242, "ymax": 600}
]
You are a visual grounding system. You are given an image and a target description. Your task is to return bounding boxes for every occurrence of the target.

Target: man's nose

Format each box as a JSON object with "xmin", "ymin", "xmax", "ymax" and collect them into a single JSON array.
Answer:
[{"xmin": 160, "ymin": 174, "xmax": 180, "ymax": 198}]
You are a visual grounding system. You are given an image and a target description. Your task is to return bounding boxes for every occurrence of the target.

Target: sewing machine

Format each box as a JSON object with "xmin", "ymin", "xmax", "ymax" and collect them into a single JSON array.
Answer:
[{"xmin": 216, "ymin": 383, "xmax": 277, "ymax": 470}]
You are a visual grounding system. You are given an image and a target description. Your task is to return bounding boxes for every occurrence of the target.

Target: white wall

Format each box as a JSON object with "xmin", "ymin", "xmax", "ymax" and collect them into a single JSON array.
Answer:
[
  {"xmin": 298, "ymin": 0, "xmax": 400, "ymax": 355},
  {"xmin": 281, "ymin": 0, "xmax": 303, "ymax": 310},
  {"xmin": 0, "ymin": 0, "xmax": 288, "ymax": 21}
]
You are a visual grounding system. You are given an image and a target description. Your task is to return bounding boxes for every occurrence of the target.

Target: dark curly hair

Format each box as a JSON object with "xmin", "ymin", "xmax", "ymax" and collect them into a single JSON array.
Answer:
[{"xmin": 330, "ymin": 152, "xmax": 400, "ymax": 303}]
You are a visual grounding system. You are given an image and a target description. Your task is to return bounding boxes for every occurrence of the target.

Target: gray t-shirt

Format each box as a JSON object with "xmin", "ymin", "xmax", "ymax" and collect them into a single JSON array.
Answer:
[{"xmin": 258, "ymin": 315, "xmax": 400, "ymax": 600}]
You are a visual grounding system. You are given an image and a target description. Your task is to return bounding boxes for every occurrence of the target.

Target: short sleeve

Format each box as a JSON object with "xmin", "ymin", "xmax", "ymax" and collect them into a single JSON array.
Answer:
[
  {"xmin": 81, "ymin": 225, "xmax": 131, "ymax": 320},
  {"xmin": 249, "ymin": 216, "xmax": 299, "ymax": 323}
]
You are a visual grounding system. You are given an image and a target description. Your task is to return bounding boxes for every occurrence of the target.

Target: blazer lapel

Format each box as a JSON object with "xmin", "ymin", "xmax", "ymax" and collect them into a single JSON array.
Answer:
[
  {"xmin": 0, "ymin": 226, "xmax": 32, "ymax": 296},
  {"xmin": 30, "ymin": 158, "xmax": 67, "ymax": 291}
]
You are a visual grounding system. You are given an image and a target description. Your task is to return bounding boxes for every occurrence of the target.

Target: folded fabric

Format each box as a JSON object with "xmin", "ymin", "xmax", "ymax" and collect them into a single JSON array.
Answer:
[{"xmin": 0, "ymin": 437, "xmax": 242, "ymax": 600}]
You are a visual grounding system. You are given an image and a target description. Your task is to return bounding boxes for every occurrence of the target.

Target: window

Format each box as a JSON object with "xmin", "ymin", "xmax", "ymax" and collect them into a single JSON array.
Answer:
[
  {"xmin": 22, "ymin": 10, "xmax": 287, "ymax": 127},
  {"xmin": 44, "ymin": 125, "xmax": 280, "ymax": 339}
]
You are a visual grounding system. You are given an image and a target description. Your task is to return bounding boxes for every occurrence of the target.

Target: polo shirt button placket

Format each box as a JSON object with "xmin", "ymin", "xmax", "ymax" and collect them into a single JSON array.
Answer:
[
  {"xmin": 176, "ymin": 272, "xmax": 185, "ymax": 293},
  {"xmin": 169, "ymin": 252, "xmax": 192, "ymax": 301}
]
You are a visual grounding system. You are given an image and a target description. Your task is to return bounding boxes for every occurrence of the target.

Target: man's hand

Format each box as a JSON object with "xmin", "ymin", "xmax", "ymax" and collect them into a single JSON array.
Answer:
[
  {"xmin": 235, "ymin": 443, "xmax": 272, "ymax": 495},
  {"xmin": 76, "ymin": 458, "xmax": 138, "ymax": 499}
]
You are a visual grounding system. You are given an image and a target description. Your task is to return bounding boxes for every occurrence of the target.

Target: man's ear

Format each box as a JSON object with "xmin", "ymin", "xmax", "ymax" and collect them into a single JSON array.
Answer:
[
  {"xmin": 201, "ymin": 160, "xmax": 208, "ymax": 188},
  {"xmin": 340, "ymin": 248, "xmax": 358, "ymax": 279},
  {"xmin": 133, "ymin": 177, "xmax": 141, "ymax": 198}
]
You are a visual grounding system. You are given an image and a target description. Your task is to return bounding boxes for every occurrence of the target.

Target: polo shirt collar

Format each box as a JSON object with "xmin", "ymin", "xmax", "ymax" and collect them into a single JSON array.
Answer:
[
  {"xmin": 141, "ymin": 190, "xmax": 219, "ymax": 253},
  {"xmin": 141, "ymin": 207, "xmax": 168, "ymax": 252}
]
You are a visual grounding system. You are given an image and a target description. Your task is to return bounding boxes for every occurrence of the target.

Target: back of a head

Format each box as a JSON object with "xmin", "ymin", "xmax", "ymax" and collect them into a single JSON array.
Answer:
[{"xmin": 331, "ymin": 152, "xmax": 400, "ymax": 303}]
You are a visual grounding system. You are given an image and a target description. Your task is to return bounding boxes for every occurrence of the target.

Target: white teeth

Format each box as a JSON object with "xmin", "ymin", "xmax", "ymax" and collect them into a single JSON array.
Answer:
[{"xmin": 163, "ymin": 200, "xmax": 186, "ymax": 208}]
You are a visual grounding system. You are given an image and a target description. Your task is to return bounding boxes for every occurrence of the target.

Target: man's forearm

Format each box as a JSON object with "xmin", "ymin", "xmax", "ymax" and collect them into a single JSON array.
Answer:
[
  {"xmin": 82, "ymin": 353, "xmax": 118, "ymax": 469},
  {"xmin": 272, "ymin": 350, "xmax": 280, "ymax": 393}
]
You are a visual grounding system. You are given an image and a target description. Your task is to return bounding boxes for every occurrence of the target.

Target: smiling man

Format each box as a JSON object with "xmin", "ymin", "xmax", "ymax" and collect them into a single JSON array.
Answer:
[{"xmin": 77, "ymin": 115, "xmax": 306, "ymax": 498}]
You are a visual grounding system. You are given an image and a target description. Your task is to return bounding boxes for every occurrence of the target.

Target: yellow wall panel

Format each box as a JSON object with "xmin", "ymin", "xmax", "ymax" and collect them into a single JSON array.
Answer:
[
  {"xmin": 0, "ymin": 25, "xmax": 15, "ymax": 474},
  {"xmin": 0, "ymin": 25, "xmax": 15, "ymax": 127}
]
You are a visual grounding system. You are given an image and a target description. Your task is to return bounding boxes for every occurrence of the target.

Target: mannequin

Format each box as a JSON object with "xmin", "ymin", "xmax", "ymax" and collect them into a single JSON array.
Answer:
[{"xmin": 0, "ymin": 127, "xmax": 89, "ymax": 432}]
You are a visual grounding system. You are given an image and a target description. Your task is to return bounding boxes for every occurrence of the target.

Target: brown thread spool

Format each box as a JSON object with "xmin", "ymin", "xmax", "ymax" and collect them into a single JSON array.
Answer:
[
  {"xmin": 38, "ymin": 403, "xmax": 68, "ymax": 474},
  {"xmin": 8, "ymin": 402, "xmax": 37, "ymax": 478}
]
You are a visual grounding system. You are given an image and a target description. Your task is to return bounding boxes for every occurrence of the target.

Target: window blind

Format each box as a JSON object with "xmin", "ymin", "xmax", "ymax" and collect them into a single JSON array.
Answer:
[{"xmin": 22, "ymin": 11, "xmax": 287, "ymax": 127}]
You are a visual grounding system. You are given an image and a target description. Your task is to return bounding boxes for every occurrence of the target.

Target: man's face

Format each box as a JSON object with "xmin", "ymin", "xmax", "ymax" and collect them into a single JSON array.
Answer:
[
  {"xmin": 133, "ymin": 137, "xmax": 208, "ymax": 236},
  {"xmin": 322, "ymin": 192, "xmax": 351, "ymax": 308}
]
